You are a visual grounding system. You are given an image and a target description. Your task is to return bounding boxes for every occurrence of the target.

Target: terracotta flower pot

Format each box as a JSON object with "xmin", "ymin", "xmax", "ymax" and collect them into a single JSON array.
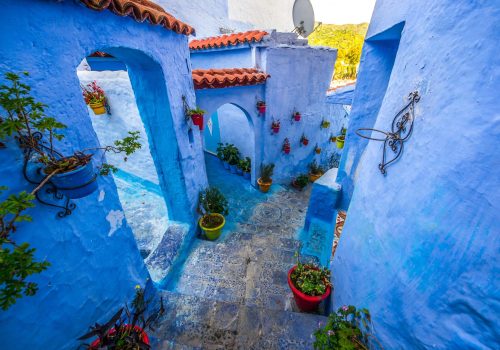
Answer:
[
  {"xmin": 294, "ymin": 113, "xmax": 301, "ymax": 122},
  {"xmin": 89, "ymin": 101, "xmax": 106, "ymax": 115},
  {"xmin": 330, "ymin": 136, "xmax": 336, "ymax": 143},
  {"xmin": 90, "ymin": 325, "xmax": 149, "ymax": 349},
  {"xmin": 257, "ymin": 177, "xmax": 272, "ymax": 193},
  {"xmin": 302, "ymin": 139, "xmax": 309, "ymax": 146},
  {"xmin": 309, "ymin": 172, "xmax": 323, "ymax": 182},
  {"xmin": 283, "ymin": 146, "xmax": 291, "ymax": 154},
  {"xmin": 272, "ymin": 126, "xmax": 280, "ymax": 134},
  {"xmin": 315, "ymin": 148, "xmax": 321, "ymax": 154},
  {"xmin": 199, "ymin": 213, "xmax": 225, "ymax": 241},
  {"xmin": 191, "ymin": 113, "xmax": 204, "ymax": 131},
  {"xmin": 288, "ymin": 265, "xmax": 331, "ymax": 312}
]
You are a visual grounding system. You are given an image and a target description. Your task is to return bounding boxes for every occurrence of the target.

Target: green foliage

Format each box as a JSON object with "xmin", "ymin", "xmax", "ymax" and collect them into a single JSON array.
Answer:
[
  {"xmin": 224, "ymin": 144, "xmax": 240, "ymax": 165},
  {"xmin": 216, "ymin": 143, "xmax": 225, "ymax": 160},
  {"xmin": 294, "ymin": 174, "xmax": 309, "ymax": 189},
  {"xmin": 238, "ymin": 157, "xmax": 251, "ymax": 172},
  {"xmin": 0, "ymin": 187, "xmax": 50, "ymax": 310},
  {"xmin": 308, "ymin": 23, "xmax": 369, "ymax": 81},
  {"xmin": 99, "ymin": 163, "xmax": 118, "ymax": 176},
  {"xmin": 291, "ymin": 254, "xmax": 331, "ymax": 296},
  {"xmin": 329, "ymin": 152, "xmax": 341, "ymax": 169},
  {"xmin": 198, "ymin": 187, "xmax": 229, "ymax": 216},
  {"xmin": 187, "ymin": 107, "xmax": 206, "ymax": 115},
  {"xmin": 260, "ymin": 163, "xmax": 275, "ymax": 183},
  {"xmin": 112, "ymin": 131, "xmax": 142, "ymax": 158},
  {"xmin": 309, "ymin": 160, "xmax": 325, "ymax": 175},
  {"xmin": 314, "ymin": 305, "xmax": 382, "ymax": 350}
]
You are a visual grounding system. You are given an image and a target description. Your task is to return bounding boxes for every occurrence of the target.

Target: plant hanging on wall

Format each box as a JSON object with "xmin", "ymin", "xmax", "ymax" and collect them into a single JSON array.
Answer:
[
  {"xmin": 292, "ymin": 110, "xmax": 301, "ymax": 122},
  {"xmin": 321, "ymin": 119, "xmax": 331, "ymax": 129},
  {"xmin": 81, "ymin": 81, "xmax": 107, "ymax": 115},
  {"xmin": 282, "ymin": 138, "xmax": 291, "ymax": 154},
  {"xmin": 336, "ymin": 135, "xmax": 345, "ymax": 149},
  {"xmin": 300, "ymin": 134, "xmax": 309, "ymax": 146},
  {"xmin": 271, "ymin": 119, "xmax": 280, "ymax": 134},
  {"xmin": 329, "ymin": 134, "xmax": 337, "ymax": 143},
  {"xmin": 257, "ymin": 100, "xmax": 266, "ymax": 114},
  {"xmin": 314, "ymin": 144, "xmax": 322, "ymax": 154},
  {"xmin": 187, "ymin": 107, "xmax": 206, "ymax": 131}
]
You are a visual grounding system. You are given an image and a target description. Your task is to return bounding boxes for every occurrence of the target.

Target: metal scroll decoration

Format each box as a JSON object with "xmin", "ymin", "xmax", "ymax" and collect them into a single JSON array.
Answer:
[{"xmin": 356, "ymin": 91, "xmax": 420, "ymax": 175}]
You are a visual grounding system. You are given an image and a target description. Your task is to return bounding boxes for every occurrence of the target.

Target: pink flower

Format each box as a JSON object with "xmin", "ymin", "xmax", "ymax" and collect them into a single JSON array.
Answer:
[{"xmin": 342, "ymin": 305, "xmax": 349, "ymax": 311}]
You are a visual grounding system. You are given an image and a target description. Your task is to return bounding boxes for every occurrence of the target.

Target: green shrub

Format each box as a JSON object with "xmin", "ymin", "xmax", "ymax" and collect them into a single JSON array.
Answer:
[{"xmin": 260, "ymin": 163, "xmax": 275, "ymax": 183}]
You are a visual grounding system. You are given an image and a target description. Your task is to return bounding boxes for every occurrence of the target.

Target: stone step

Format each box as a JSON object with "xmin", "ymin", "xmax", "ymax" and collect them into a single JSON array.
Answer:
[{"xmin": 150, "ymin": 290, "xmax": 328, "ymax": 350}]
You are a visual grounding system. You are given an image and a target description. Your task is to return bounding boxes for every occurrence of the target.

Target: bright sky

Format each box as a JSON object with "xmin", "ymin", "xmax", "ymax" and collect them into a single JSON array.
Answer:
[{"xmin": 310, "ymin": 0, "xmax": 376, "ymax": 24}]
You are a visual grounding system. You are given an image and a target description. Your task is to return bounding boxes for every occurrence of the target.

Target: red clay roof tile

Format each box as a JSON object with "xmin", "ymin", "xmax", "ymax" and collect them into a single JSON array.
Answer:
[
  {"xmin": 80, "ymin": 0, "xmax": 195, "ymax": 36},
  {"xmin": 189, "ymin": 30, "xmax": 268, "ymax": 50},
  {"xmin": 192, "ymin": 68, "xmax": 270, "ymax": 90}
]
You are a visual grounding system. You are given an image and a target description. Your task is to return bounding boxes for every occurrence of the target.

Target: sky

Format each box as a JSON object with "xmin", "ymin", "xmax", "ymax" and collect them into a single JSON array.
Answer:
[{"xmin": 310, "ymin": 0, "xmax": 376, "ymax": 24}]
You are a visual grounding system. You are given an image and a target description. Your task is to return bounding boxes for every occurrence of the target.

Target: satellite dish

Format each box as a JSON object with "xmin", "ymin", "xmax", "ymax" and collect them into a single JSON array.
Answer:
[{"xmin": 292, "ymin": 0, "xmax": 315, "ymax": 37}]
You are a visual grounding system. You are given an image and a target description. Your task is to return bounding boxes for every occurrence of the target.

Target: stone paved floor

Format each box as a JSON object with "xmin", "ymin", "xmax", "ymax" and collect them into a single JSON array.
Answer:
[{"xmin": 151, "ymin": 155, "xmax": 328, "ymax": 349}]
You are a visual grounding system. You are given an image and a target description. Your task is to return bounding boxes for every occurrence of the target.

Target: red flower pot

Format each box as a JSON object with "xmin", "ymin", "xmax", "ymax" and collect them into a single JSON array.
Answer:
[
  {"xmin": 90, "ymin": 325, "xmax": 149, "ymax": 349},
  {"xmin": 288, "ymin": 265, "xmax": 331, "ymax": 312},
  {"xmin": 191, "ymin": 113, "xmax": 204, "ymax": 131},
  {"xmin": 283, "ymin": 146, "xmax": 291, "ymax": 154},
  {"xmin": 272, "ymin": 126, "xmax": 280, "ymax": 134},
  {"xmin": 258, "ymin": 105, "xmax": 266, "ymax": 114},
  {"xmin": 294, "ymin": 113, "xmax": 301, "ymax": 122},
  {"xmin": 302, "ymin": 139, "xmax": 309, "ymax": 146}
]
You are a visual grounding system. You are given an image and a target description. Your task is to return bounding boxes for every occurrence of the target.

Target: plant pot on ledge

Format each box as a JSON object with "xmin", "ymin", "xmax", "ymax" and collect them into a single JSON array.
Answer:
[
  {"xmin": 90, "ymin": 325, "xmax": 149, "ymax": 350},
  {"xmin": 288, "ymin": 265, "xmax": 331, "ymax": 312},
  {"xmin": 257, "ymin": 177, "xmax": 272, "ymax": 193},
  {"xmin": 199, "ymin": 213, "xmax": 226, "ymax": 241}
]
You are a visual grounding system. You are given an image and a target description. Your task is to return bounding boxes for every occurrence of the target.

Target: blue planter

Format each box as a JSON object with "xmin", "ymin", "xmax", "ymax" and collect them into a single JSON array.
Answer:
[
  {"xmin": 229, "ymin": 164, "xmax": 237, "ymax": 174},
  {"xmin": 49, "ymin": 161, "xmax": 98, "ymax": 199},
  {"xmin": 243, "ymin": 172, "xmax": 251, "ymax": 180},
  {"xmin": 223, "ymin": 161, "xmax": 230, "ymax": 170},
  {"xmin": 236, "ymin": 168, "xmax": 243, "ymax": 175}
]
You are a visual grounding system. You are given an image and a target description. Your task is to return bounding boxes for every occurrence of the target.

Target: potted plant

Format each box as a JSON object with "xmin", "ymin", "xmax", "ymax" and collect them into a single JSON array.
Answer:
[
  {"xmin": 291, "ymin": 174, "xmax": 309, "ymax": 191},
  {"xmin": 226, "ymin": 144, "xmax": 240, "ymax": 174},
  {"xmin": 288, "ymin": 253, "xmax": 331, "ymax": 312},
  {"xmin": 314, "ymin": 305, "xmax": 382, "ymax": 350},
  {"xmin": 0, "ymin": 72, "xmax": 141, "ymax": 199},
  {"xmin": 187, "ymin": 107, "xmax": 206, "ymax": 131},
  {"xmin": 219, "ymin": 143, "xmax": 230, "ymax": 170},
  {"xmin": 236, "ymin": 158, "xmax": 245, "ymax": 175},
  {"xmin": 81, "ymin": 81, "xmax": 107, "ymax": 115},
  {"xmin": 293, "ymin": 111, "xmax": 301, "ymax": 122},
  {"xmin": 198, "ymin": 187, "xmax": 228, "ymax": 241},
  {"xmin": 78, "ymin": 285, "xmax": 164, "ymax": 349},
  {"xmin": 271, "ymin": 119, "xmax": 280, "ymax": 134},
  {"xmin": 315, "ymin": 145, "xmax": 322, "ymax": 154},
  {"xmin": 257, "ymin": 100, "xmax": 266, "ymax": 114},
  {"xmin": 329, "ymin": 135, "xmax": 337, "ymax": 143},
  {"xmin": 283, "ymin": 138, "xmax": 291, "ymax": 154},
  {"xmin": 240, "ymin": 157, "xmax": 251, "ymax": 180},
  {"xmin": 336, "ymin": 135, "xmax": 345, "ymax": 149},
  {"xmin": 257, "ymin": 163, "xmax": 274, "ymax": 193},
  {"xmin": 321, "ymin": 119, "xmax": 331, "ymax": 129},
  {"xmin": 341, "ymin": 127, "xmax": 347, "ymax": 135},
  {"xmin": 309, "ymin": 160, "xmax": 325, "ymax": 182},
  {"xmin": 300, "ymin": 134, "xmax": 309, "ymax": 146},
  {"xmin": 216, "ymin": 143, "xmax": 225, "ymax": 164}
]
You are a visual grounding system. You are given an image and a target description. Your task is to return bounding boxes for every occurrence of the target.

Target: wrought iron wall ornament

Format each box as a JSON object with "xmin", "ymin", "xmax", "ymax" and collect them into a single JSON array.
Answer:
[{"xmin": 356, "ymin": 91, "xmax": 420, "ymax": 175}]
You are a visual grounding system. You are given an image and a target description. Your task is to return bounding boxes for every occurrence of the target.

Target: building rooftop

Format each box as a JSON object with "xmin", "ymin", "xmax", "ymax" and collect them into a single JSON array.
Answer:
[
  {"xmin": 189, "ymin": 30, "xmax": 268, "ymax": 50},
  {"xmin": 192, "ymin": 68, "xmax": 270, "ymax": 89}
]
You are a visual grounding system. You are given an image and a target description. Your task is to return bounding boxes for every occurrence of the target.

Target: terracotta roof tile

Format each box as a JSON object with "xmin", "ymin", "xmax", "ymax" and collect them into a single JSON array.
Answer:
[
  {"xmin": 192, "ymin": 68, "xmax": 270, "ymax": 89},
  {"xmin": 189, "ymin": 30, "xmax": 268, "ymax": 50},
  {"xmin": 80, "ymin": 0, "xmax": 195, "ymax": 36}
]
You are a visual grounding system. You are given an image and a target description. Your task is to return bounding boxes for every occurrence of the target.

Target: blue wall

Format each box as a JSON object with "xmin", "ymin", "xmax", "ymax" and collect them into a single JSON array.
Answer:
[
  {"xmin": 332, "ymin": 0, "xmax": 500, "ymax": 348},
  {"xmin": 0, "ymin": 1, "xmax": 207, "ymax": 349},
  {"xmin": 191, "ymin": 46, "xmax": 254, "ymax": 69}
]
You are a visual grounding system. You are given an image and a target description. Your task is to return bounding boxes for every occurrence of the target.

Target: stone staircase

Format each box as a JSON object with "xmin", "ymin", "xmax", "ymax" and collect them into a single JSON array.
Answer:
[{"xmin": 150, "ymin": 188, "xmax": 330, "ymax": 349}]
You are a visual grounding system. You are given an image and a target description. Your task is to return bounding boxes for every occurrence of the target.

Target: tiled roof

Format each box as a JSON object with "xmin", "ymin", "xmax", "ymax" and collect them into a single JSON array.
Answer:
[
  {"xmin": 80, "ymin": 0, "xmax": 195, "ymax": 36},
  {"xmin": 189, "ymin": 30, "xmax": 268, "ymax": 51},
  {"xmin": 192, "ymin": 68, "xmax": 270, "ymax": 89}
]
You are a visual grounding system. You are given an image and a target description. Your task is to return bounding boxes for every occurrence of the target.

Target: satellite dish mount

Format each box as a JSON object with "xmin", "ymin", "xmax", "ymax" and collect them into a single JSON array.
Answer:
[{"xmin": 292, "ymin": 0, "xmax": 315, "ymax": 38}]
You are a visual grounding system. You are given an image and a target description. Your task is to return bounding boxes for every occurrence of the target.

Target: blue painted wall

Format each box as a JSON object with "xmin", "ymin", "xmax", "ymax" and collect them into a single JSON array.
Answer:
[
  {"xmin": 0, "ymin": 1, "xmax": 207, "ymax": 349},
  {"xmin": 332, "ymin": 0, "xmax": 500, "ymax": 348},
  {"xmin": 191, "ymin": 46, "xmax": 254, "ymax": 69}
]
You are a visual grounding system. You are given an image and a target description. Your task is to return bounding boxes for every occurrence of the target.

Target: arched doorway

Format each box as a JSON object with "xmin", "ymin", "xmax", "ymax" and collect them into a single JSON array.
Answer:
[{"xmin": 76, "ymin": 47, "xmax": 191, "ymax": 280}]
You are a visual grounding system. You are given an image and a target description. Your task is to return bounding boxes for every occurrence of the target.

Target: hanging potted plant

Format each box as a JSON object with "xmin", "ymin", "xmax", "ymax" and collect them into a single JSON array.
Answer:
[
  {"xmin": 78, "ymin": 285, "xmax": 164, "ymax": 349},
  {"xmin": 82, "ymin": 81, "xmax": 107, "ymax": 115},
  {"xmin": 257, "ymin": 163, "xmax": 274, "ymax": 193},
  {"xmin": 336, "ymin": 135, "xmax": 345, "ymax": 149},
  {"xmin": 288, "ymin": 252, "xmax": 332, "ymax": 312},
  {"xmin": 300, "ymin": 134, "xmax": 309, "ymax": 146},
  {"xmin": 341, "ymin": 126, "xmax": 347, "ymax": 135},
  {"xmin": 257, "ymin": 100, "xmax": 266, "ymax": 114},
  {"xmin": 283, "ymin": 138, "xmax": 291, "ymax": 154},
  {"xmin": 198, "ymin": 187, "xmax": 228, "ymax": 241},
  {"xmin": 291, "ymin": 174, "xmax": 309, "ymax": 191},
  {"xmin": 240, "ymin": 157, "xmax": 251, "ymax": 180},
  {"xmin": 271, "ymin": 119, "xmax": 280, "ymax": 134},
  {"xmin": 315, "ymin": 145, "xmax": 322, "ymax": 154},
  {"xmin": 321, "ymin": 119, "xmax": 331, "ymax": 129},
  {"xmin": 329, "ymin": 135, "xmax": 337, "ymax": 143},
  {"xmin": 308, "ymin": 160, "xmax": 325, "ymax": 182},
  {"xmin": 187, "ymin": 107, "xmax": 206, "ymax": 131},
  {"xmin": 1, "ymin": 72, "xmax": 142, "ymax": 199},
  {"xmin": 293, "ymin": 111, "xmax": 301, "ymax": 122},
  {"xmin": 226, "ymin": 144, "xmax": 240, "ymax": 174}
]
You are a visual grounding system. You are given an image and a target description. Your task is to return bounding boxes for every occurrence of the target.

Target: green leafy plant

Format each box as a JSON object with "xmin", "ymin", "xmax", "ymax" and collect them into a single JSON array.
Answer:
[
  {"xmin": 225, "ymin": 144, "xmax": 240, "ymax": 166},
  {"xmin": 260, "ymin": 163, "xmax": 275, "ymax": 183},
  {"xmin": 81, "ymin": 81, "xmax": 105, "ymax": 104},
  {"xmin": 321, "ymin": 119, "xmax": 331, "ymax": 129},
  {"xmin": 0, "ymin": 186, "xmax": 50, "ymax": 310},
  {"xmin": 198, "ymin": 187, "xmax": 229, "ymax": 228},
  {"xmin": 313, "ymin": 305, "xmax": 383, "ymax": 350},
  {"xmin": 291, "ymin": 253, "xmax": 331, "ymax": 296},
  {"xmin": 78, "ymin": 285, "xmax": 164, "ymax": 349},
  {"xmin": 238, "ymin": 157, "xmax": 251, "ymax": 172},
  {"xmin": 309, "ymin": 160, "xmax": 325, "ymax": 175},
  {"xmin": 0, "ymin": 72, "xmax": 141, "ymax": 176},
  {"xmin": 341, "ymin": 127, "xmax": 347, "ymax": 135},
  {"xmin": 329, "ymin": 152, "xmax": 341, "ymax": 169},
  {"xmin": 216, "ymin": 143, "xmax": 226, "ymax": 160},
  {"xmin": 187, "ymin": 107, "xmax": 206, "ymax": 116},
  {"xmin": 293, "ymin": 174, "xmax": 309, "ymax": 189}
]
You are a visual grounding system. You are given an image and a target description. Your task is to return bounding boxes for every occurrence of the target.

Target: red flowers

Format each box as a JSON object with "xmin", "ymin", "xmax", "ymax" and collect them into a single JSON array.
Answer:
[{"xmin": 82, "ymin": 81, "xmax": 105, "ymax": 105}]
